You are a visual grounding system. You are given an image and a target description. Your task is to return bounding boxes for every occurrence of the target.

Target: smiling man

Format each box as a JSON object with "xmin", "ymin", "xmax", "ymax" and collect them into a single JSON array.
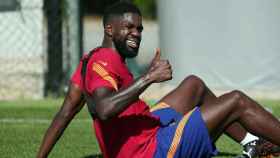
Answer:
[{"xmin": 37, "ymin": 2, "xmax": 280, "ymax": 158}]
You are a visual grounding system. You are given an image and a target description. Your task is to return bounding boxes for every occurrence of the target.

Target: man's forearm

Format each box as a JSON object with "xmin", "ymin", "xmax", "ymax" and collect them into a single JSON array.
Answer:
[
  {"xmin": 37, "ymin": 110, "xmax": 77, "ymax": 158},
  {"xmin": 107, "ymin": 74, "xmax": 153, "ymax": 109},
  {"xmin": 37, "ymin": 84, "xmax": 85, "ymax": 158},
  {"xmin": 87, "ymin": 74, "xmax": 154, "ymax": 120}
]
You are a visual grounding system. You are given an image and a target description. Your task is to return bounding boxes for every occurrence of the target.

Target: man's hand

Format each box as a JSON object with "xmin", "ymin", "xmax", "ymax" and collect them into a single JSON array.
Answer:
[{"xmin": 146, "ymin": 48, "xmax": 172, "ymax": 83}]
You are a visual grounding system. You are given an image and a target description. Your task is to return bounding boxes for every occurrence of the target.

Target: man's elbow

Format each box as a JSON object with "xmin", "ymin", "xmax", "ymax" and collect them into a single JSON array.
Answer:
[
  {"xmin": 97, "ymin": 113, "xmax": 109, "ymax": 121},
  {"xmin": 95, "ymin": 108, "xmax": 111, "ymax": 121},
  {"xmin": 95, "ymin": 103, "xmax": 114, "ymax": 121}
]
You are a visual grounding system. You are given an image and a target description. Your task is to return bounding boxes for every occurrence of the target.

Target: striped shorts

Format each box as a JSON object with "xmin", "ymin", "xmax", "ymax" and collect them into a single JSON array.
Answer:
[{"xmin": 151, "ymin": 103, "xmax": 218, "ymax": 158}]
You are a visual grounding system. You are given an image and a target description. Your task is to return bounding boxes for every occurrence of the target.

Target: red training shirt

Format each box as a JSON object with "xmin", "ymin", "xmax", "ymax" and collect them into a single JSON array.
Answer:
[{"xmin": 71, "ymin": 48, "xmax": 160, "ymax": 158}]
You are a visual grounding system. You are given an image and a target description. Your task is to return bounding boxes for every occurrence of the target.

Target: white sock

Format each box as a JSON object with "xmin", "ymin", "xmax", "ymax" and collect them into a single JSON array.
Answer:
[{"xmin": 240, "ymin": 132, "xmax": 259, "ymax": 146}]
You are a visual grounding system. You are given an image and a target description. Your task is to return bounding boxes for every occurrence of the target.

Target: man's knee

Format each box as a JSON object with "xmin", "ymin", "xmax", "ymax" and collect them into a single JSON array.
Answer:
[
  {"xmin": 181, "ymin": 75, "xmax": 205, "ymax": 89},
  {"xmin": 227, "ymin": 90, "xmax": 247, "ymax": 109},
  {"xmin": 179, "ymin": 75, "xmax": 205, "ymax": 95}
]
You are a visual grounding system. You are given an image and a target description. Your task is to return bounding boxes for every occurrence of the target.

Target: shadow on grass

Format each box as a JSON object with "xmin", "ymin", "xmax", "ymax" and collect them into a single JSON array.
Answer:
[
  {"xmin": 215, "ymin": 151, "xmax": 239, "ymax": 157},
  {"xmin": 82, "ymin": 152, "xmax": 238, "ymax": 158},
  {"xmin": 82, "ymin": 154, "xmax": 103, "ymax": 158}
]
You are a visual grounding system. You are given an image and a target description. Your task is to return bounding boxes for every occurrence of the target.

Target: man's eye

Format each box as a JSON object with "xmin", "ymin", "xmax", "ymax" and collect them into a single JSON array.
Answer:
[
  {"xmin": 138, "ymin": 26, "xmax": 143, "ymax": 32},
  {"xmin": 126, "ymin": 24, "xmax": 134, "ymax": 29}
]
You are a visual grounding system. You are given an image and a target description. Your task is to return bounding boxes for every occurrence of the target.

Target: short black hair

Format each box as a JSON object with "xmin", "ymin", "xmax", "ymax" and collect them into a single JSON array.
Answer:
[{"xmin": 103, "ymin": 1, "xmax": 141, "ymax": 27}]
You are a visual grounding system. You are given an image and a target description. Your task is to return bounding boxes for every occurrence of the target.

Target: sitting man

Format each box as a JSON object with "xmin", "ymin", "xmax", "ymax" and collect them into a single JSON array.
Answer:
[{"xmin": 37, "ymin": 2, "xmax": 280, "ymax": 158}]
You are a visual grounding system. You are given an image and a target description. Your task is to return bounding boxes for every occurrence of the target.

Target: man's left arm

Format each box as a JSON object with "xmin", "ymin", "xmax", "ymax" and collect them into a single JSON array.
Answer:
[
  {"xmin": 37, "ymin": 84, "xmax": 85, "ymax": 158},
  {"xmin": 85, "ymin": 49, "xmax": 172, "ymax": 120}
]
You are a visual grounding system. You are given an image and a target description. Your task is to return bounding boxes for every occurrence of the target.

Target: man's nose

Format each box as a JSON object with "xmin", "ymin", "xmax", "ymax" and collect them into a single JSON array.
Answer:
[{"xmin": 131, "ymin": 28, "xmax": 141, "ymax": 37}]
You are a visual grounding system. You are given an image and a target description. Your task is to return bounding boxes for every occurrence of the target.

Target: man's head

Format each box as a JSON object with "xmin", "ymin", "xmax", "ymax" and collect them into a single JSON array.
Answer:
[{"xmin": 103, "ymin": 2, "xmax": 143, "ymax": 58}]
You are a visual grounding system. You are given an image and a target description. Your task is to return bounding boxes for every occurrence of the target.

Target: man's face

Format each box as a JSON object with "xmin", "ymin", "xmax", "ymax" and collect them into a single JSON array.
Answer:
[{"xmin": 112, "ymin": 13, "xmax": 143, "ymax": 58}]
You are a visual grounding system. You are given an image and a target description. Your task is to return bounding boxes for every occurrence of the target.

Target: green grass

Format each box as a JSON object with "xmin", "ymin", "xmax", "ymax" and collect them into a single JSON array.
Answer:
[{"xmin": 0, "ymin": 99, "xmax": 279, "ymax": 158}]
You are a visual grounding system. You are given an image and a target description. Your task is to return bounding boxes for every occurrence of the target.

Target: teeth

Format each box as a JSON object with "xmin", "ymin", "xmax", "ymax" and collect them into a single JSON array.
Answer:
[
  {"xmin": 127, "ymin": 40, "xmax": 138, "ymax": 48},
  {"xmin": 127, "ymin": 40, "xmax": 136, "ymax": 44}
]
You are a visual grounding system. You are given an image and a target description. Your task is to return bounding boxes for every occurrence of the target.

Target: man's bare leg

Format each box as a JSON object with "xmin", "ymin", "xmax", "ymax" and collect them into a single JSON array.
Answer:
[
  {"xmin": 157, "ymin": 75, "xmax": 280, "ymax": 157},
  {"xmin": 159, "ymin": 75, "xmax": 248, "ymax": 142},
  {"xmin": 200, "ymin": 90, "xmax": 280, "ymax": 145}
]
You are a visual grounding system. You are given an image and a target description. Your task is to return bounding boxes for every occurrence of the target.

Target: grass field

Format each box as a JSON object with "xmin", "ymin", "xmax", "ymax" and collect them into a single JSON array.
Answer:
[{"xmin": 0, "ymin": 99, "xmax": 280, "ymax": 158}]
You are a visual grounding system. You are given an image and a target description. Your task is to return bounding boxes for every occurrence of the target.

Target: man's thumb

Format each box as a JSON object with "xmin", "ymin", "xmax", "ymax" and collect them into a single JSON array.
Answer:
[{"xmin": 153, "ymin": 48, "xmax": 161, "ymax": 61}]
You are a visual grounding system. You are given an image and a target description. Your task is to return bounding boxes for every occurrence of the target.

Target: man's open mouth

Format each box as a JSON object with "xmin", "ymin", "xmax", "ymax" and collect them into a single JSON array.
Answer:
[{"xmin": 126, "ymin": 39, "xmax": 139, "ymax": 49}]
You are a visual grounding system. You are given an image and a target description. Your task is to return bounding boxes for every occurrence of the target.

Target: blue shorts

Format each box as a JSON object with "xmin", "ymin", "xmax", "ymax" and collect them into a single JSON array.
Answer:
[{"xmin": 151, "ymin": 104, "xmax": 218, "ymax": 158}]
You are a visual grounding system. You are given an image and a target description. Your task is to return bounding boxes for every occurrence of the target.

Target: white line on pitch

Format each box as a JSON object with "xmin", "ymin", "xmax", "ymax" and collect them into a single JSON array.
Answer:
[{"xmin": 0, "ymin": 118, "xmax": 92, "ymax": 124}]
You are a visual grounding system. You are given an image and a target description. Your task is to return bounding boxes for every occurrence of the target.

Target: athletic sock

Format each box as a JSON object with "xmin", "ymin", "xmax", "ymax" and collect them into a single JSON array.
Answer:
[{"xmin": 240, "ymin": 133, "xmax": 259, "ymax": 146}]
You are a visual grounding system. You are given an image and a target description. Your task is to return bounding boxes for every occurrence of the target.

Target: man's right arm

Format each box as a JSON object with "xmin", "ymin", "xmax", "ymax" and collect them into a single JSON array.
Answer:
[
  {"xmin": 86, "ymin": 49, "xmax": 172, "ymax": 120},
  {"xmin": 37, "ymin": 83, "xmax": 85, "ymax": 158}
]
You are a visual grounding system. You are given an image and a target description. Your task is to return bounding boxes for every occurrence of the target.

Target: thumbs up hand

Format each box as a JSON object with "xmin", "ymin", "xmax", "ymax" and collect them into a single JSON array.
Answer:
[
  {"xmin": 150, "ymin": 48, "xmax": 161, "ymax": 65},
  {"xmin": 146, "ymin": 48, "xmax": 172, "ymax": 83}
]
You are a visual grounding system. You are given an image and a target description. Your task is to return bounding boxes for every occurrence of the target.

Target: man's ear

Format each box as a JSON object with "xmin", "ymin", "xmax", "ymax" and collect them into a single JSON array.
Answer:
[{"xmin": 104, "ymin": 24, "xmax": 113, "ymax": 37}]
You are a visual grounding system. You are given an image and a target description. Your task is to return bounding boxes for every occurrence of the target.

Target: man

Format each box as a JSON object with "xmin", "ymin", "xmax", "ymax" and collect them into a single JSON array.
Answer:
[{"xmin": 37, "ymin": 2, "xmax": 280, "ymax": 158}]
